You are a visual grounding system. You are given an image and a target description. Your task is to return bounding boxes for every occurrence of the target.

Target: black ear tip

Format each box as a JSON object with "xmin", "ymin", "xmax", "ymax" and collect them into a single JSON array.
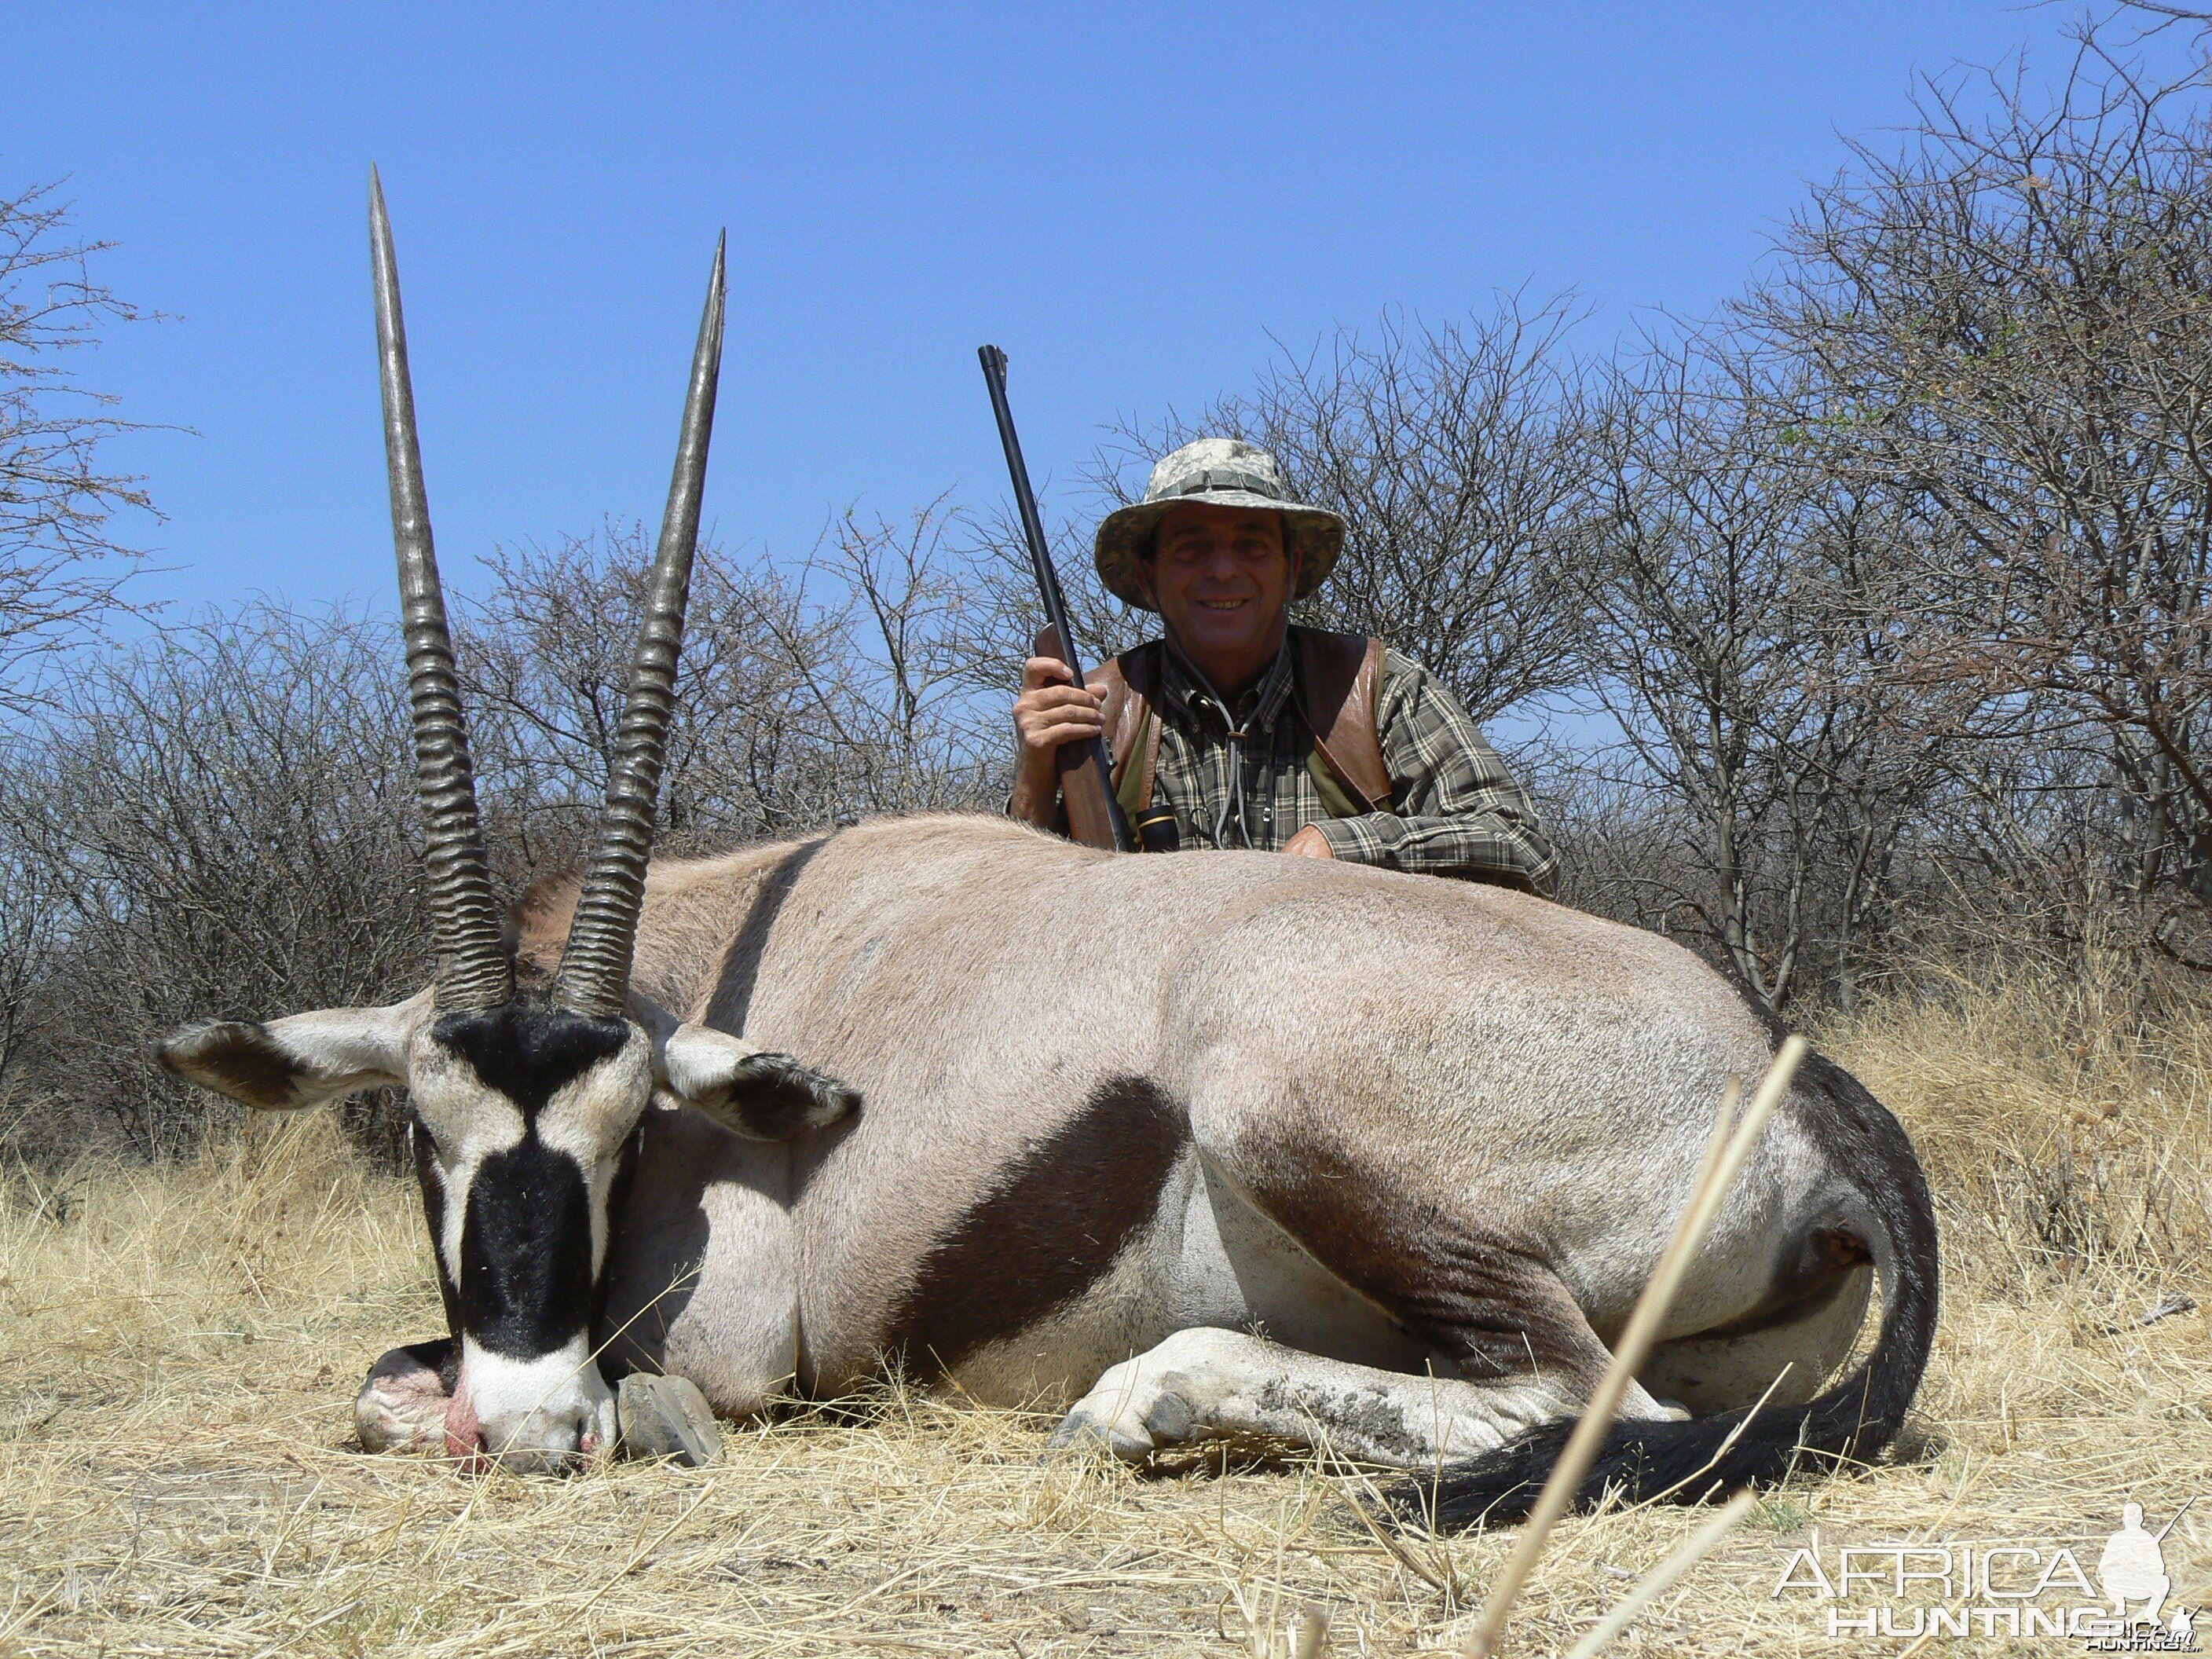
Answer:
[
  {"xmin": 771, "ymin": 1053, "xmax": 861, "ymax": 1115},
  {"xmin": 724, "ymin": 1052, "xmax": 859, "ymax": 1135},
  {"xmin": 797, "ymin": 1064, "xmax": 860, "ymax": 1119},
  {"xmin": 155, "ymin": 1019, "xmax": 237, "ymax": 1075},
  {"xmin": 155, "ymin": 1019, "xmax": 298, "ymax": 1108}
]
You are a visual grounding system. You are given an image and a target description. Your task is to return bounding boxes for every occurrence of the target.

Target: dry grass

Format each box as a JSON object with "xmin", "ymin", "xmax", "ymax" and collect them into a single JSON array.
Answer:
[{"xmin": 2, "ymin": 964, "xmax": 2209, "ymax": 1657}]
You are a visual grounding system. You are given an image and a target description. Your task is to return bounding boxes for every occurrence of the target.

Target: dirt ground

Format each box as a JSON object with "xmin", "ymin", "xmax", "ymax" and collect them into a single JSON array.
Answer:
[{"xmin": 2, "ymin": 961, "xmax": 2207, "ymax": 1657}]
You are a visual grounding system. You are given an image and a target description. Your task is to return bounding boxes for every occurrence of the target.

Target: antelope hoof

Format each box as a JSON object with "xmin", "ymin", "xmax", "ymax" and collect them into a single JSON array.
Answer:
[
  {"xmin": 1046, "ymin": 1334, "xmax": 1228, "ymax": 1463},
  {"xmin": 355, "ymin": 1341, "xmax": 456, "ymax": 1456},
  {"xmin": 1045, "ymin": 1409, "xmax": 1152, "ymax": 1463},
  {"xmin": 616, "ymin": 1372, "xmax": 723, "ymax": 1467}
]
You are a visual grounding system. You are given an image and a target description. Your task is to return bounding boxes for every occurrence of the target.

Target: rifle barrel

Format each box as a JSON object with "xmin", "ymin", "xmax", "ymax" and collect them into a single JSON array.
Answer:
[
  {"xmin": 976, "ymin": 344, "xmax": 1135, "ymax": 853},
  {"xmin": 979, "ymin": 346, "xmax": 1086, "ymax": 682}
]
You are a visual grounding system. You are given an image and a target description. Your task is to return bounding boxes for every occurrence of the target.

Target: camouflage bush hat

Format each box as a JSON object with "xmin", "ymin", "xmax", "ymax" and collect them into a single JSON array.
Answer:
[{"xmin": 1093, "ymin": 438, "xmax": 1346, "ymax": 610}]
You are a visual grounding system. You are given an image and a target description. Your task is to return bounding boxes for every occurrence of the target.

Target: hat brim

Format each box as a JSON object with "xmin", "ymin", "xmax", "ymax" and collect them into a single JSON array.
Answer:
[{"xmin": 1093, "ymin": 489, "xmax": 1345, "ymax": 610}]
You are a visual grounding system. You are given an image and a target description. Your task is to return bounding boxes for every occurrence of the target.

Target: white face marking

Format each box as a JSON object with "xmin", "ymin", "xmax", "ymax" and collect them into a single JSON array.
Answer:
[
  {"xmin": 533, "ymin": 1032, "xmax": 654, "ymax": 1280},
  {"xmin": 458, "ymin": 1333, "xmax": 616, "ymax": 1469},
  {"xmin": 409, "ymin": 1064, "xmax": 524, "ymax": 1293},
  {"xmin": 408, "ymin": 1021, "xmax": 653, "ymax": 1300}
]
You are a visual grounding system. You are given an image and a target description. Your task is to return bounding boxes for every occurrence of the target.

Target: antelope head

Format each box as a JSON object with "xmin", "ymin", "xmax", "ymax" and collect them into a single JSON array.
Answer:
[{"xmin": 159, "ymin": 174, "xmax": 856, "ymax": 1471}]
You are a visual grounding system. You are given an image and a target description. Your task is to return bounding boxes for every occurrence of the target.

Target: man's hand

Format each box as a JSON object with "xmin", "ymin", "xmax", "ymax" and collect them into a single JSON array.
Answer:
[
  {"xmin": 1009, "ymin": 655, "xmax": 1104, "ymax": 826},
  {"xmin": 1283, "ymin": 825, "xmax": 1335, "ymax": 859}
]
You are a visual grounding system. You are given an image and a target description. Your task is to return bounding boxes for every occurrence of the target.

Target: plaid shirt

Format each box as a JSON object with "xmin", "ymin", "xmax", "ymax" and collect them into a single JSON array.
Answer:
[{"xmin": 1126, "ymin": 633, "xmax": 1558, "ymax": 893}]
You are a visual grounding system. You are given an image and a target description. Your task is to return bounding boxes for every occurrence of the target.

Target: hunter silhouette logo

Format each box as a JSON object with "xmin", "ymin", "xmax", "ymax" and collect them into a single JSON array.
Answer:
[
  {"xmin": 2099, "ymin": 1503, "xmax": 2178, "ymax": 1625},
  {"xmin": 1770, "ymin": 1496, "xmax": 2201, "ymax": 1646}
]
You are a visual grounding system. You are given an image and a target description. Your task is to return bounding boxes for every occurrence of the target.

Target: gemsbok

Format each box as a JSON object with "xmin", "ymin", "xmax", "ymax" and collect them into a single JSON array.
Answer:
[{"xmin": 160, "ymin": 181, "xmax": 1939, "ymax": 1522}]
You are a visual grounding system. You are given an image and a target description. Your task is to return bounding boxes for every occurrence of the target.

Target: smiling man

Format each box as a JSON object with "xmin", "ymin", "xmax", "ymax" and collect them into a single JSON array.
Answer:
[{"xmin": 1008, "ymin": 438, "xmax": 1558, "ymax": 891}]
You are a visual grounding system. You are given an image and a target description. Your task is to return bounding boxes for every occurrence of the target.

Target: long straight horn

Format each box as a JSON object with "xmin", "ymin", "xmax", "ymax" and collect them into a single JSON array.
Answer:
[
  {"xmin": 371, "ymin": 168, "xmax": 513, "ymax": 1010},
  {"xmin": 555, "ymin": 234, "xmax": 727, "ymax": 1017}
]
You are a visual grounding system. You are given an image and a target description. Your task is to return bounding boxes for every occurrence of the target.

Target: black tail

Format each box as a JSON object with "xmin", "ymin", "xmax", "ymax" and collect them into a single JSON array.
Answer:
[{"xmin": 1390, "ymin": 1049, "xmax": 1939, "ymax": 1531}]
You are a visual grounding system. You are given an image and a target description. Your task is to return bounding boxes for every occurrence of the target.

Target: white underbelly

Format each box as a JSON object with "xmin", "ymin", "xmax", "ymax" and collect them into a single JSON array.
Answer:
[
  {"xmin": 944, "ymin": 1152, "xmax": 1440, "ymax": 1404},
  {"xmin": 1177, "ymin": 1158, "xmax": 1441, "ymax": 1372}
]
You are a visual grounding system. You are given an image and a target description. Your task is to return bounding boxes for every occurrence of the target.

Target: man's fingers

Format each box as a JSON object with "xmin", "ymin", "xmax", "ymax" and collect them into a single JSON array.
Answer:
[
  {"xmin": 1026, "ymin": 712, "xmax": 1115, "ymax": 743},
  {"xmin": 1022, "ymin": 713, "xmax": 1105, "ymax": 750},
  {"xmin": 1013, "ymin": 656, "xmax": 1104, "ymax": 767},
  {"xmin": 1021, "ymin": 683, "xmax": 1104, "ymax": 714},
  {"xmin": 1015, "ymin": 685, "xmax": 1108, "ymax": 751},
  {"xmin": 1022, "ymin": 655, "xmax": 1087, "ymax": 691}
]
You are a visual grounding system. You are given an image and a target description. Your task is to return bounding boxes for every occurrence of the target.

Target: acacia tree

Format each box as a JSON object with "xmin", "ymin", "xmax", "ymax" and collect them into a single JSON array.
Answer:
[
  {"xmin": 812, "ymin": 499, "xmax": 1013, "ymax": 813},
  {"xmin": 460, "ymin": 517, "xmax": 1013, "ymax": 857},
  {"xmin": 0, "ymin": 179, "xmax": 151, "ymax": 710},
  {"xmin": 1097, "ymin": 296, "xmax": 1599, "ymax": 723},
  {"xmin": 458, "ymin": 526, "xmax": 861, "ymax": 856},
  {"xmin": 1573, "ymin": 341, "xmax": 1974, "ymax": 1014},
  {"xmin": 1, "ymin": 607, "xmax": 426, "ymax": 1156},
  {"xmin": 1745, "ymin": 49, "xmax": 2212, "ymax": 961}
]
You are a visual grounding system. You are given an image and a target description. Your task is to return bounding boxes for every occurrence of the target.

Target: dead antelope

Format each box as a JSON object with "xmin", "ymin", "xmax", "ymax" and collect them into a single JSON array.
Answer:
[
  {"xmin": 160, "ymin": 176, "xmax": 855, "ymax": 1470},
  {"xmin": 163, "ymin": 186, "xmax": 1938, "ymax": 1519}
]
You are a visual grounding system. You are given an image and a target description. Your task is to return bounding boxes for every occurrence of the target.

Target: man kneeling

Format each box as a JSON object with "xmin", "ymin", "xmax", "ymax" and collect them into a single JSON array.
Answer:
[{"xmin": 1009, "ymin": 437, "xmax": 1556, "ymax": 890}]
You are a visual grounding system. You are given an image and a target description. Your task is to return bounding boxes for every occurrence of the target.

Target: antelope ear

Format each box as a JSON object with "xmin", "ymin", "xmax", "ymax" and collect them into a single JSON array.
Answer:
[
  {"xmin": 654, "ymin": 1020, "xmax": 859, "ymax": 1141},
  {"xmin": 158, "ymin": 995, "xmax": 428, "ymax": 1111}
]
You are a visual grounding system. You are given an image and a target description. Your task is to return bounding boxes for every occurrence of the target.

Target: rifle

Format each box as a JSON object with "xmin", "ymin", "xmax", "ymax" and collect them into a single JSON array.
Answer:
[
  {"xmin": 977, "ymin": 344, "xmax": 1137, "ymax": 853},
  {"xmin": 2153, "ymin": 1496, "xmax": 2197, "ymax": 1544}
]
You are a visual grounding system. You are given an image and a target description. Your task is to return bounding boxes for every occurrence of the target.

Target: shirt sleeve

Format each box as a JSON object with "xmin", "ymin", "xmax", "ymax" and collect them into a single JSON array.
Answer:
[{"xmin": 1309, "ymin": 650, "xmax": 1560, "ymax": 894}]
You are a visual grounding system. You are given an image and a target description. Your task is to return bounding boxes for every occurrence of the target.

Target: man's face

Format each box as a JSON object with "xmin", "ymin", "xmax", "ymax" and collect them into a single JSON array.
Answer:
[{"xmin": 1139, "ymin": 503, "xmax": 1298, "ymax": 668}]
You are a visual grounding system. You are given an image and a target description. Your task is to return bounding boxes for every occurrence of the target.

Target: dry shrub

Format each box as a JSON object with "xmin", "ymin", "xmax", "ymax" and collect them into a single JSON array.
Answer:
[
  {"xmin": 0, "ymin": 972, "xmax": 2207, "ymax": 1656},
  {"xmin": 1822, "ymin": 949, "xmax": 2212, "ymax": 1309}
]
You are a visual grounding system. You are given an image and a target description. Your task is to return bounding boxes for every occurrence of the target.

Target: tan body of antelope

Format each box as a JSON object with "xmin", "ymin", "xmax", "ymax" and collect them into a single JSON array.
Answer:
[
  {"xmin": 159, "ymin": 184, "xmax": 1937, "ymax": 1519},
  {"xmin": 523, "ymin": 817, "xmax": 1932, "ymax": 1520}
]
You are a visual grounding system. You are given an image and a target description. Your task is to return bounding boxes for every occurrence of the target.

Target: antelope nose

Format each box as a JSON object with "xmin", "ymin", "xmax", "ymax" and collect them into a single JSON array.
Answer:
[
  {"xmin": 474, "ymin": 1402, "xmax": 601, "ymax": 1475},
  {"xmin": 444, "ymin": 1389, "xmax": 486, "ymax": 1467},
  {"xmin": 447, "ymin": 1350, "xmax": 616, "ymax": 1474},
  {"xmin": 445, "ymin": 1426, "xmax": 496, "ymax": 1475},
  {"xmin": 489, "ymin": 1439, "xmax": 584, "ymax": 1477}
]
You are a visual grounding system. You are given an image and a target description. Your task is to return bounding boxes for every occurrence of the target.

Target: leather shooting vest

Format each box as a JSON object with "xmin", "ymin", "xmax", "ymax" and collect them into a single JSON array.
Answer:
[{"xmin": 1090, "ymin": 628, "xmax": 1392, "ymax": 832}]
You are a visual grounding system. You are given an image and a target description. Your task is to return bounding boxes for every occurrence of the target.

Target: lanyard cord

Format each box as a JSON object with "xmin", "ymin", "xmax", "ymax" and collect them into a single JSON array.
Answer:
[
  {"xmin": 1218, "ymin": 720, "xmax": 1251, "ymax": 849},
  {"xmin": 1178, "ymin": 640, "xmax": 1287, "ymax": 851},
  {"xmin": 1192, "ymin": 692, "xmax": 1256, "ymax": 850}
]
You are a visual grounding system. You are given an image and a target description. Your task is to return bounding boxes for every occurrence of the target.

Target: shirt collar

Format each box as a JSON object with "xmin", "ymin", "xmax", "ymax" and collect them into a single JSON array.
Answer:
[{"xmin": 1158, "ymin": 632, "xmax": 1298, "ymax": 734}]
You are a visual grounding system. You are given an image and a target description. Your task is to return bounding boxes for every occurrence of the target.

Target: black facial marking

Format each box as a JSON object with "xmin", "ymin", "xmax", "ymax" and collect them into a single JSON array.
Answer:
[
  {"xmin": 425, "ymin": 1002, "xmax": 632, "ymax": 1361},
  {"xmin": 460, "ymin": 1137, "xmax": 596, "ymax": 1358},
  {"xmin": 432, "ymin": 1001, "xmax": 629, "ymax": 1112},
  {"xmin": 882, "ymin": 1075, "xmax": 1187, "ymax": 1372}
]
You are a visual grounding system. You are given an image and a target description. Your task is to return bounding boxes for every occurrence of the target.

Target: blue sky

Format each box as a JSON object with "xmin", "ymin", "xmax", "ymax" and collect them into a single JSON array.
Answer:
[{"xmin": 2, "ymin": 3, "xmax": 2162, "ymax": 620}]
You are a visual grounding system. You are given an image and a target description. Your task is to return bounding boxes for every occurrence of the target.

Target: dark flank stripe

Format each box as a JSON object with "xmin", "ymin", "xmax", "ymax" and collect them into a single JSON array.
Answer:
[
  {"xmin": 1394, "ymin": 1045, "xmax": 1941, "ymax": 1527},
  {"xmin": 1237, "ymin": 1120, "xmax": 1613, "ymax": 1396},
  {"xmin": 883, "ymin": 1076, "xmax": 1188, "ymax": 1372}
]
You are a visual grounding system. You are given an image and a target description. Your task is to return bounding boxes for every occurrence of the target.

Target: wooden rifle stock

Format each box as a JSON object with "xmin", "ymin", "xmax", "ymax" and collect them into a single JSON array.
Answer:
[
  {"xmin": 980, "ymin": 344, "xmax": 1135, "ymax": 852},
  {"xmin": 1031, "ymin": 623, "xmax": 1126, "ymax": 851}
]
